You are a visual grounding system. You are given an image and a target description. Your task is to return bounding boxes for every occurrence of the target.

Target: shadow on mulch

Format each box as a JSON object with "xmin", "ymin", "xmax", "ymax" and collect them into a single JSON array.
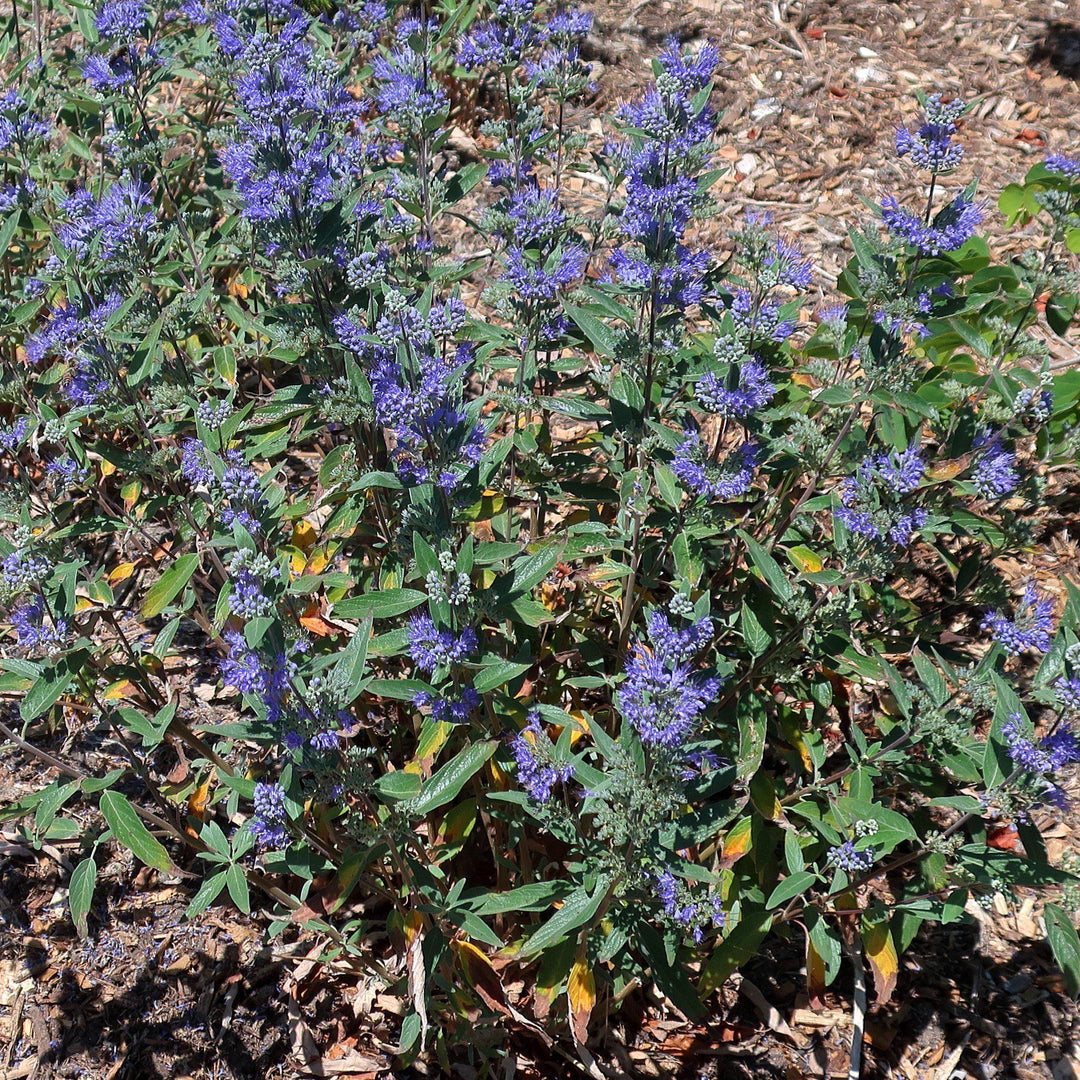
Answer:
[
  {"xmin": 1030, "ymin": 21, "xmax": 1080, "ymax": 80},
  {"xmin": 711, "ymin": 918, "xmax": 1078, "ymax": 1079}
]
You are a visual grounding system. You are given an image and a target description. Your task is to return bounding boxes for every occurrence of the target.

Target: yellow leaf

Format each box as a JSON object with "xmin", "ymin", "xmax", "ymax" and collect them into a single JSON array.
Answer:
[
  {"xmin": 720, "ymin": 817, "xmax": 754, "ymax": 868},
  {"xmin": 99, "ymin": 459, "xmax": 117, "ymax": 478},
  {"xmin": 121, "ymin": 479, "xmax": 141, "ymax": 512},
  {"xmin": 567, "ymin": 958, "xmax": 596, "ymax": 1044},
  {"xmin": 103, "ymin": 680, "xmax": 135, "ymax": 700},
  {"xmin": 108, "ymin": 562, "xmax": 137, "ymax": 585},
  {"xmin": 305, "ymin": 550, "xmax": 330, "ymax": 575},
  {"xmin": 749, "ymin": 771, "xmax": 785, "ymax": 821},
  {"xmin": 787, "ymin": 545, "xmax": 823, "ymax": 573},
  {"xmin": 291, "ymin": 520, "xmax": 317, "ymax": 550},
  {"xmin": 187, "ymin": 780, "xmax": 212, "ymax": 821},
  {"xmin": 403, "ymin": 910, "xmax": 424, "ymax": 948},
  {"xmin": 862, "ymin": 918, "xmax": 898, "ymax": 1004},
  {"xmin": 226, "ymin": 273, "xmax": 249, "ymax": 298}
]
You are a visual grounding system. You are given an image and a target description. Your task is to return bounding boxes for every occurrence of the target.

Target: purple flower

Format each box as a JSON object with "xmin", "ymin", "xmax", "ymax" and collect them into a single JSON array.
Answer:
[
  {"xmin": 458, "ymin": 8, "xmax": 544, "ymax": 70},
  {"xmin": 180, "ymin": 438, "xmax": 214, "ymax": 487},
  {"xmin": 981, "ymin": 584, "xmax": 1055, "ymax": 655},
  {"xmin": 361, "ymin": 335, "xmax": 486, "ymax": 491},
  {"xmin": 645, "ymin": 611, "xmax": 712, "ymax": 663},
  {"xmin": 880, "ymin": 194, "xmax": 983, "ymax": 256},
  {"xmin": 1045, "ymin": 153, "xmax": 1080, "ymax": 179},
  {"xmin": 833, "ymin": 444, "xmax": 926, "ymax": 545},
  {"xmin": 407, "ymin": 614, "xmax": 478, "ymax": 674},
  {"xmin": 1054, "ymin": 676, "xmax": 1080, "ymax": 712},
  {"xmin": 971, "ymin": 438, "xmax": 1018, "ymax": 499},
  {"xmin": 509, "ymin": 710, "xmax": 575, "ymax": 802},
  {"xmin": 729, "ymin": 289, "xmax": 795, "ymax": 342},
  {"xmin": 895, "ymin": 97, "xmax": 965, "ymax": 173},
  {"xmin": 826, "ymin": 840, "xmax": 874, "ymax": 873},
  {"xmin": 0, "ymin": 91, "xmax": 50, "ymax": 150},
  {"xmin": 229, "ymin": 570, "xmax": 273, "ymax": 619},
  {"xmin": 220, "ymin": 630, "xmax": 294, "ymax": 722},
  {"xmin": 651, "ymin": 870, "xmax": 725, "ymax": 942},
  {"xmin": 414, "ymin": 686, "xmax": 482, "ymax": 725},
  {"xmin": 250, "ymin": 781, "xmax": 288, "ymax": 849},
  {"xmin": 63, "ymin": 360, "xmax": 110, "ymax": 407},
  {"xmin": 0, "ymin": 418, "xmax": 29, "ymax": 452},
  {"xmin": 504, "ymin": 244, "xmax": 585, "ymax": 301},
  {"xmin": 2, "ymin": 550, "xmax": 51, "ymax": 590},
  {"xmin": 697, "ymin": 358, "xmax": 775, "ymax": 418},
  {"xmin": 502, "ymin": 186, "xmax": 565, "ymax": 246},
  {"xmin": 219, "ymin": 452, "xmax": 265, "ymax": 532},
  {"xmin": 57, "ymin": 179, "xmax": 156, "ymax": 259},
  {"xmin": 9, "ymin": 595, "xmax": 68, "ymax": 651},
  {"xmin": 95, "ymin": 0, "xmax": 148, "ymax": 41},
  {"xmin": 671, "ymin": 435, "xmax": 758, "ymax": 501},
  {"xmin": 1002, "ymin": 713, "xmax": 1080, "ymax": 774},
  {"xmin": 764, "ymin": 235, "xmax": 813, "ymax": 289},
  {"xmin": 618, "ymin": 615, "xmax": 721, "ymax": 749},
  {"xmin": 82, "ymin": 51, "xmax": 136, "ymax": 91}
]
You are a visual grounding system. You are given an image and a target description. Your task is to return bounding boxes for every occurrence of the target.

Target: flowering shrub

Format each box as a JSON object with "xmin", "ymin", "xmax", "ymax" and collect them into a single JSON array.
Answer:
[{"xmin": 2, "ymin": 0, "xmax": 1080, "ymax": 1064}]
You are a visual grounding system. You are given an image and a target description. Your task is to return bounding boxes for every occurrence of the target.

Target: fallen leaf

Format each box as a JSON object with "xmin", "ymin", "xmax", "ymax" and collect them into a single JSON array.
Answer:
[
  {"xmin": 863, "ymin": 920, "xmax": 898, "ymax": 1004},
  {"xmin": 568, "ymin": 958, "xmax": 596, "ymax": 1045}
]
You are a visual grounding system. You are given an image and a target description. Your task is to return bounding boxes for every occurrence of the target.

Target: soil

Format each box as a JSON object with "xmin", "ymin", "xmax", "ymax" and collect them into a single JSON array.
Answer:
[{"xmin": 4, "ymin": 0, "xmax": 1080, "ymax": 1078}]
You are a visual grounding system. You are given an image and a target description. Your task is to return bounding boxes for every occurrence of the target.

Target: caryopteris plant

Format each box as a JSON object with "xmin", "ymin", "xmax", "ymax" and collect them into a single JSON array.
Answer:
[{"xmin": 2, "ymin": 0, "xmax": 1080, "ymax": 1065}]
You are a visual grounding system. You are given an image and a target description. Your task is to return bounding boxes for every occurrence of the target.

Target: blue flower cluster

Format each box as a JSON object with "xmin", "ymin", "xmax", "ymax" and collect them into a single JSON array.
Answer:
[
  {"xmin": 834, "ymin": 443, "xmax": 927, "ymax": 545},
  {"xmin": 981, "ymin": 584, "xmax": 1055, "ymax": 655},
  {"xmin": 337, "ymin": 300, "xmax": 486, "ymax": 492},
  {"xmin": 970, "ymin": 435, "xmax": 1019, "ymax": 499},
  {"xmin": 672, "ymin": 437, "xmax": 758, "ymax": 502},
  {"xmin": 895, "ymin": 94, "xmax": 965, "ymax": 173},
  {"xmin": 1002, "ymin": 713, "xmax": 1080, "ymax": 775},
  {"xmin": 618, "ymin": 612, "xmax": 720, "ymax": 748},
  {"xmin": 58, "ymin": 180, "xmax": 157, "ymax": 262},
  {"xmin": 607, "ymin": 41, "xmax": 719, "ymax": 309},
  {"xmin": 180, "ymin": 440, "xmax": 267, "ymax": 533},
  {"xmin": 213, "ymin": 9, "xmax": 376, "ymax": 257},
  {"xmin": 509, "ymin": 710, "xmax": 575, "ymax": 802},
  {"xmin": 250, "ymin": 781, "xmax": 288, "ymax": 849},
  {"xmin": 825, "ymin": 840, "xmax": 874, "ymax": 874},
  {"xmin": 9, "ymin": 595, "xmax": 68, "ymax": 654},
  {"xmin": 409, "ymin": 613, "xmax": 482, "ymax": 726},
  {"xmin": 654, "ymin": 871, "xmax": 725, "ymax": 944},
  {"xmin": 880, "ymin": 194, "xmax": 983, "ymax": 256}
]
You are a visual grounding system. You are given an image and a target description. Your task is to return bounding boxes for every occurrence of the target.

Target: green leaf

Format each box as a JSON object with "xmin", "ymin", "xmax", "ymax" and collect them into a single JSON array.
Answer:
[
  {"xmin": 473, "ymin": 659, "xmax": 532, "ymax": 694},
  {"xmin": 374, "ymin": 770, "xmax": 423, "ymax": 802},
  {"xmin": 469, "ymin": 881, "xmax": 570, "ymax": 916},
  {"xmin": 99, "ymin": 790, "xmax": 174, "ymax": 872},
  {"xmin": 740, "ymin": 600, "xmax": 771, "ymax": 657},
  {"xmin": 333, "ymin": 588, "xmax": 427, "ymax": 620},
  {"xmin": 21, "ymin": 650, "xmax": 88, "ymax": 722},
  {"xmin": 412, "ymin": 740, "xmax": 497, "ymax": 815},
  {"xmin": 767, "ymin": 870, "xmax": 818, "ymax": 909},
  {"xmin": 69, "ymin": 857, "xmax": 96, "ymax": 938},
  {"xmin": 563, "ymin": 303, "xmax": 620, "ymax": 358},
  {"xmin": 699, "ymin": 906, "xmax": 772, "ymax": 995},
  {"xmin": 141, "ymin": 553, "xmax": 200, "ymax": 618},
  {"xmin": 1045, "ymin": 903, "xmax": 1080, "ymax": 997},
  {"xmin": 520, "ymin": 883, "xmax": 605, "ymax": 957},
  {"xmin": 186, "ymin": 871, "xmax": 228, "ymax": 919},
  {"xmin": 735, "ymin": 694, "xmax": 767, "ymax": 782},
  {"xmin": 636, "ymin": 922, "xmax": 704, "ymax": 1019},
  {"xmin": 225, "ymin": 864, "xmax": 251, "ymax": 914},
  {"xmin": 737, "ymin": 530, "xmax": 793, "ymax": 601}
]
